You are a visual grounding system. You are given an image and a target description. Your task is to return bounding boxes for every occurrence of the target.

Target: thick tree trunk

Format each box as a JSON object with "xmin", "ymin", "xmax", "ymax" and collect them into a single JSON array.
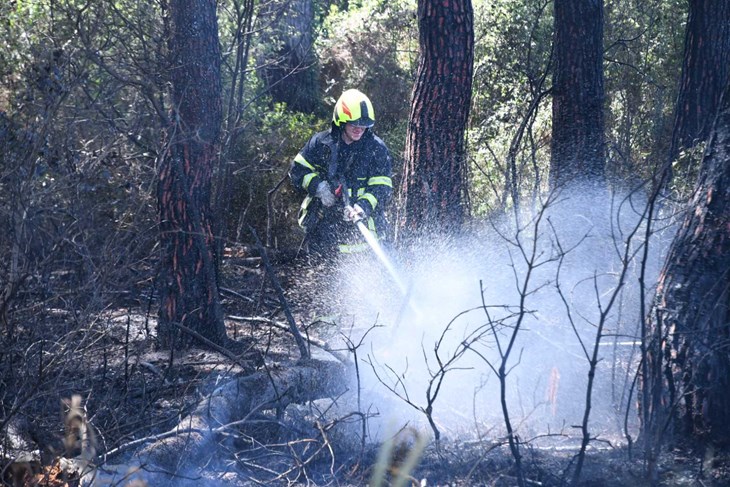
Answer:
[
  {"xmin": 668, "ymin": 0, "xmax": 730, "ymax": 172},
  {"xmin": 646, "ymin": 82, "xmax": 730, "ymax": 447},
  {"xmin": 550, "ymin": 0, "xmax": 605, "ymax": 190},
  {"xmin": 157, "ymin": 0, "xmax": 227, "ymax": 348},
  {"xmin": 398, "ymin": 0, "xmax": 474, "ymax": 237}
]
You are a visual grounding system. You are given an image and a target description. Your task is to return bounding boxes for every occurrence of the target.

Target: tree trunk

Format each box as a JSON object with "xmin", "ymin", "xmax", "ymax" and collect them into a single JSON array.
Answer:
[
  {"xmin": 157, "ymin": 0, "xmax": 227, "ymax": 348},
  {"xmin": 668, "ymin": 0, "xmax": 730, "ymax": 173},
  {"xmin": 646, "ymin": 82, "xmax": 730, "ymax": 447},
  {"xmin": 550, "ymin": 0, "xmax": 605, "ymax": 190},
  {"xmin": 397, "ymin": 0, "xmax": 474, "ymax": 237},
  {"xmin": 257, "ymin": 0, "xmax": 320, "ymax": 114}
]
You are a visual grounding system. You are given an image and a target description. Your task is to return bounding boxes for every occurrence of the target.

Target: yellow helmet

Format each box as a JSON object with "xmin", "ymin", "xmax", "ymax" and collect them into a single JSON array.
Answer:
[{"xmin": 332, "ymin": 89, "xmax": 375, "ymax": 128}]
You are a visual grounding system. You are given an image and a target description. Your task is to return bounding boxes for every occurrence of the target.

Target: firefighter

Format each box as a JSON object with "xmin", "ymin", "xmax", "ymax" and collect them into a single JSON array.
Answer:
[{"xmin": 289, "ymin": 89, "xmax": 394, "ymax": 258}]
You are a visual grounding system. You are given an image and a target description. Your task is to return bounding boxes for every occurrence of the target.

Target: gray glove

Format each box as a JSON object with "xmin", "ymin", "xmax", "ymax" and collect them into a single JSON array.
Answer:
[
  {"xmin": 315, "ymin": 181, "xmax": 335, "ymax": 207},
  {"xmin": 343, "ymin": 203, "xmax": 365, "ymax": 222}
]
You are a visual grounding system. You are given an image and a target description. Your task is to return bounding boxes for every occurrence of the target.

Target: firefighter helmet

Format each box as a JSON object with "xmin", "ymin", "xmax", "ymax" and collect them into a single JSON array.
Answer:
[{"xmin": 332, "ymin": 89, "xmax": 375, "ymax": 128}]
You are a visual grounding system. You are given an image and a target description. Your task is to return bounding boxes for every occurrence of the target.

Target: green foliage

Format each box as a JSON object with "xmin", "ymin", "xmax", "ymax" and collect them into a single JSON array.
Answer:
[
  {"xmin": 317, "ymin": 0, "xmax": 416, "ymax": 134},
  {"xmin": 225, "ymin": 100, "xmax": 323, "ymax": 247},
  {"xmin": 468, "ymin": 0, "xmax": 554, "ymax": 214},
  {"xmin": 604, "ymin": 0, "xmax": 688, "ymax": 186},
  {"xmin": 467, "ymin": 0, "xmax": 690, "ymax": 213},
  {"xmin": 236, "ymin": 100, "xmax": 324, "ymax": 173}
]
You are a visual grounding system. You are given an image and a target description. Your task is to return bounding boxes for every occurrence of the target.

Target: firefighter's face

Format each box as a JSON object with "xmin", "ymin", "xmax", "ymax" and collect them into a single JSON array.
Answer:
[{"xmin": 342, "ymin": 123, "xmax": 366, "ymax": 144}]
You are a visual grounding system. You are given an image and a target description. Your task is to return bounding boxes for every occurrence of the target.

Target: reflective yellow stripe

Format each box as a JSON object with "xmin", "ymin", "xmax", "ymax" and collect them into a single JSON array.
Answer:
[
  {"xmin": 359, "ymin": 192, "xmax": 378, "ymax": 210},
  {"xmin": 338, "ymin": 219, "xmax": 379, "ymax": 253},
  {"xmin": 300, "ymin": 195, "xmax": 312, "ymax": 210},
  {"xmin": 298, "ymin": 195, "xmax": 313, "ymax": 226},
  {"xmin": 367, "ymin": 216, "xmax": 376, "ymax": 232},
  {"xmin": 294, "ymin": 153, "xmax": 316, "ymax": 171},
  {"xmin": 302, "ymin": 172, "xmax": 317, "ymax": 190},
  {"xmin": 368, "ymin": 176, "xmax": 392, "ymax": 187}
]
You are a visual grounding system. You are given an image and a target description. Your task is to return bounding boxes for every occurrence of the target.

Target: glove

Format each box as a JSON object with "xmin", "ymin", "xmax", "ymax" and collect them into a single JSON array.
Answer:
[
  {"xmin": 343, "ymin": 204, "xmax": 365, "ymax": 222},
  {"xmin": 315, "ymin": 181, "xmax": 335, "ymax": 207}
]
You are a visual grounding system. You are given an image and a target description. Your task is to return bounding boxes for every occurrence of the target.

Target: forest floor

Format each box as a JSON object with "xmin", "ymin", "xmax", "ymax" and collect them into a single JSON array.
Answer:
[{"xmin": 3, "ymin": 244, "xmax": 730, "ymax": 487}]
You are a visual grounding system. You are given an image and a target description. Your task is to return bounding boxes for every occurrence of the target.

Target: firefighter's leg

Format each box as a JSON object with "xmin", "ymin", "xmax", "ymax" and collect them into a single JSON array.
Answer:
[{"xmin": 307, "ymin": 217, "xmax": 339, "ymax": 262}]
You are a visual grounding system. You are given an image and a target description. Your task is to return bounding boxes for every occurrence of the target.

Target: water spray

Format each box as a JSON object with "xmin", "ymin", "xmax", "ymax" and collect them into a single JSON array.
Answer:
[
  {"xmin": 350, "ymin": 215, "xmax": 423, "ymax": 324},
  {"xmin": 338, "ymin": 183, "xmax": 421, "ymax": 321}
]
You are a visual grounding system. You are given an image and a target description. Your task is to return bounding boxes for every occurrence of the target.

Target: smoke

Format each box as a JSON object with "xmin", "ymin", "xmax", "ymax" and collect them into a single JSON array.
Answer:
[{"xmin": 330, "ymin": 185, "xmax": 674, "ymax": 446}]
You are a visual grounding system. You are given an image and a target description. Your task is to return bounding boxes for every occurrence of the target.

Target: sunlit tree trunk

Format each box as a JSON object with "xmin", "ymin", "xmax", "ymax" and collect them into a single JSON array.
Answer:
[
  {"xmin": 397, "ymin": 0, "xmax": 474, "ymax": 237},
  {"xmin": 667, "ymin": 0, "xmax": 730, "ymax": 176},
  {"xmin": 156, "ymin": 0, "xmax": 227, "ymax": 348},
  {"xmin": 550, "ymin": 0, "xmax": 605, "ymax": 190},
  {"xmin": 645, "ymin": 82, "xmax": 730, "ymax": 449}
]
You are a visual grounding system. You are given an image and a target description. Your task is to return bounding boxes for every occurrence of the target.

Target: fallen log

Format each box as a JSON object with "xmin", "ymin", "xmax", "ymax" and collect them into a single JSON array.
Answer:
[{"xmin": 132, "ymin": 350, "xmax": 349, "ymax": 471}]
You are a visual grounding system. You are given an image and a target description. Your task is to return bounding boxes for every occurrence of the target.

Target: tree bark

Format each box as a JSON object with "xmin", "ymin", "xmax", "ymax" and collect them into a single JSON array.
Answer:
[
  {"xmin": 157, "ymin": 0, "xmax": 227, "ymax": 348},
  {"xmin": 550, "ymin": 0, "xmax": 605, "ymax": 190},
  {"xmin": 398, "ymin": 0, "xmax": 474, "ymax": 237},
  {"xmin": 668, "ymin": 0, "xmax": 730, "ymax": 172},
  {"xmin": 646, "ymin": 82, "xmax": 730, "ymax": 446}
]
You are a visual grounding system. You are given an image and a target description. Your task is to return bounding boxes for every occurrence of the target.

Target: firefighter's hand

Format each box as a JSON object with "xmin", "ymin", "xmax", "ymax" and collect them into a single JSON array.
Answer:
[
  {"xmin": 316, "ymin": 181, "xmax": 335, "ymax": 207},
  {"xmin": 343, "ymin": 204, "xmax": 365, "ymax": 222}
]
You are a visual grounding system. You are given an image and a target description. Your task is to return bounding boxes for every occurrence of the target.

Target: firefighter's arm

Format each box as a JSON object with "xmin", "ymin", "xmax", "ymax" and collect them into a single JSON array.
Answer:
[
  {"xmin": 354, "ymin": 150, "xmax": 393, "ymax": 216},
  {"xmin": 355, "ymin": 176, "xmax": 392, "ymax": 216},
  {"xmin": 289, "ymin": 152, "xmax": 325, "ymax": 197}
]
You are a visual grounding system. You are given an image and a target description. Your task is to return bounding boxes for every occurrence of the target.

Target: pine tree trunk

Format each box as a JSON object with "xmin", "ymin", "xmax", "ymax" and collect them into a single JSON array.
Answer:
[
  {"xmin": 156, "ymin": 0, "xmax": 227, "ymax": 348},
  {"xmin": 668, "ymin": 0, "xmax": 730, "ymax": 170},
  {"xmin": 550, "ymin": 0, "xmax": 605, "ymax": 190},
  {"xmin": 646, "ymin": 82, "xmax": 730, "ymax": 445},
  {"xmin": 398, "ymin": 0, "xmax": 474, "ymax": 237}
]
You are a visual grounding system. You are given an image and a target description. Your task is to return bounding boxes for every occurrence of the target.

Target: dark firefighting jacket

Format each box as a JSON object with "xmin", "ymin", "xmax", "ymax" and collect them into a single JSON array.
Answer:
[{"xmin": 289, "ymin": 125, "xmax": 393, "ymax": 253}]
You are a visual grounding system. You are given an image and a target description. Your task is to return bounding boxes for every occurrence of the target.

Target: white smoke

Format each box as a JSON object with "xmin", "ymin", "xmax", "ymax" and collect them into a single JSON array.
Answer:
[{"xmin": 331, "ymin": 185, "xmax": 674, "ymax": 447}]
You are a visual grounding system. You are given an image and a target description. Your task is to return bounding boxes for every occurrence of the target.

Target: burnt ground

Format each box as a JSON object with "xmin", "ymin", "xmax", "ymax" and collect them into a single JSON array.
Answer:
[{"xmin": 2, "ymin": 245, "xmax": 730, "ymax": 487}]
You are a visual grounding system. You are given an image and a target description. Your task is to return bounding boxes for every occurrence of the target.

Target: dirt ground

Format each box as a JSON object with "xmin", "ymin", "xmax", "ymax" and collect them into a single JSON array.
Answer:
[{"xmin": 2, "ymin": 245, "xmax": 730, "ymax": 486}]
